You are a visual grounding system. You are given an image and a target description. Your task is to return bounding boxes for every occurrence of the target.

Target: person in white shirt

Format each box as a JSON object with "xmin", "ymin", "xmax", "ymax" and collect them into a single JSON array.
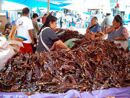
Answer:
[
  {"xmin": 16, "ymin": 7, "xmax": 34, "ymax": 53},
  {"xmin": 101, "ymin": 13, "xmax": 113, "ymax": 31}
]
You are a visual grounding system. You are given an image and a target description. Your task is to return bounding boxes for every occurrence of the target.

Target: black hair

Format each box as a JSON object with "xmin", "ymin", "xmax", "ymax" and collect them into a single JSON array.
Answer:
[
  {"xmin": 114, "ymin": 15, "xmax": 123, "ymax": 26},
  {"xmin": 44, "ymin": 14, "xmax": 57, "ymax": 27},
  {"xmin": 44, "ymin": 13, "xmax": 47, "ymax": 16},
  {"xmin": 4, "ymin": 23, "xmax": 11, "ymax": 32},
  {"xmin": 3, "ymin": 23, "xmax": 12, "ymax": 35},
  {"xmin": 37, "ymin": 18, "xmax": 40, "ymax": 22},
  {"xmin": 106, "ymin": 13, "xmax": 111, "ymax": 16},
  {"xmin": 32, "ymin": 13, "xmax": 38, "ymax": 19},
  {"xmin": 38, "ymin": 14, "xmax": 57, "ymax": 35},
  {"xmin": 93, "ymin": 16, "xmax": 98, "ymax": 21},
  {"xmin": 22, "ymin": 7, "xmax": 29, "ymax": 15}
]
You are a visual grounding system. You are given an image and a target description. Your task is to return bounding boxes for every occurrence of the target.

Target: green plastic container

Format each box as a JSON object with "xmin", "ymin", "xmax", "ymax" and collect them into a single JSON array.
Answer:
[{"xmin": 64, "ymin": 38, "xmax": 79, "ymax": 48}]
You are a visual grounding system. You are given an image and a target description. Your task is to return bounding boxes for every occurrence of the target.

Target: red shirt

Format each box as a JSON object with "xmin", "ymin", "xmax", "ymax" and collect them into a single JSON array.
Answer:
[{"xmin": 42, "ymin": 16, "xmax": 46, "ymax": 25}]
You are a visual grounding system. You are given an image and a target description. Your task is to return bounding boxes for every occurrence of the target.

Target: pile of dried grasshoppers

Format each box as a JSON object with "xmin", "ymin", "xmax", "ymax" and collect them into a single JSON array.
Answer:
[{"xmin": 0, "ymin": 39, "xmax": 130, "ymax": 93}]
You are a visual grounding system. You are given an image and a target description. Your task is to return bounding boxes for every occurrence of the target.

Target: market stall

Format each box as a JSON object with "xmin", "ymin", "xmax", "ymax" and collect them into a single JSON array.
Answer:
[{"xmin": 0, "ymin": 1, "xmax": 130, "ymax": 98}]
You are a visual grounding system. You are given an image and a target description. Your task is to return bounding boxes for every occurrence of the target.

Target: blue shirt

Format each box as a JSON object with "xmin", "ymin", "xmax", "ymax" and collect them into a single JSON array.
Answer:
[{"xmin": 89, "ymin": 24, "xmax": 101, "ymax": 33}]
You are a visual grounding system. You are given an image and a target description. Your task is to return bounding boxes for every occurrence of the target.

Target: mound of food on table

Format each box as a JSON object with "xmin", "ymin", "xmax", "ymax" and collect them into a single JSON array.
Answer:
[
  {"xmin": 56, "ymin": 29, "xmax": 84, "ymax": 42},
  {"xmin": 0, "ymin": 39, "xmax": 130, "ymax": 93}
]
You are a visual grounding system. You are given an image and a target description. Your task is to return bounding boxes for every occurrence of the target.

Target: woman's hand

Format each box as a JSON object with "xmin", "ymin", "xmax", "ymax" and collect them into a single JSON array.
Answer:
[
  {"xmin": 114, "ymin": 36, "xmax": 127, "ymax": 41},
  {"xmin": 50, "ymin": 40, "xmax": 70, "ymax": 51},
  {"xmin": 86, "ymin": 28, "xmax": 90, "ymax": 34},
  {"xmin": 14, "ymin": 38, "xmax": 24, "ymax": 42},
  {"xmin": 105, "ymin": 26, "xmax": 115, "ymax": 34},
  {"xmin": 85, "ymin": 32, "xmax": 95, "ymax": 40}
]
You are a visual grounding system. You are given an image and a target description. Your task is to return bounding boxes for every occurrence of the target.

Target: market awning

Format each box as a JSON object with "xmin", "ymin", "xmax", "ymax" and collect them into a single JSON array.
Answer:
[
  {"xmin": 63, "ymin": 0, "xmax": 111, "ymax": 13},
  {"xmin": 5, "ymin": 0, "xmax": 62, "ymax": 10}
]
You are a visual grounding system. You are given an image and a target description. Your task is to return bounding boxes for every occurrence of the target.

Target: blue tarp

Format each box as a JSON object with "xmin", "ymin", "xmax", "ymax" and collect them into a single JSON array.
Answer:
[
  {"xmin": 5, "ymin": 0, "xmax": 62, "ymax": 10},
  {"xmin": 58, "ymin": 3, "xmax": 71, "ymax": 7},
  {"xmin": 5, "ymin": 0, "xmax": 71, "ymax": 10},
  {"xmin": 83, "ymin": 12, "xmax": 91, "ymax": 15},
  {"xmin": 0, "ymin": 87, "xmax": 130, "ymax": 98}
]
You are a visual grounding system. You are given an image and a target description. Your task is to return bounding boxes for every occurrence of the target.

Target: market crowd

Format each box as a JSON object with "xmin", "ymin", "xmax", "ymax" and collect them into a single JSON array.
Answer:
[{"xmin": 0, "ymin": 7, "xmax": 129, "ymax": 54}]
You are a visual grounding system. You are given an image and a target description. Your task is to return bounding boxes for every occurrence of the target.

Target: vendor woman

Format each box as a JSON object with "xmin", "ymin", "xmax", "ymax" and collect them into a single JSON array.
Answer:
[
  {"xmin": 106, "ymin": 15, "xmax": 129, "ymax": 41},
  {"xmin": 86, "ymin": 17, "xmax": 102, "ymax": 34},
  {"xmin": 36, "ymin": 14, "xmax": 69, "ymax": 52},
  {"xmin": 85, "ymin": 17, "xmax": 103, "ymax": 40}
]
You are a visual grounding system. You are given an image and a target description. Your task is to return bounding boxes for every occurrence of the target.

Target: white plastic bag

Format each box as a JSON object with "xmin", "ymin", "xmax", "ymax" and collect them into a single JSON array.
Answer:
[
  {"xmin": 8, "ymin": 40, "xmax": 23, "ymax": 52},
  {"xmin": 0, "ymin": 47, "xmax": 15, "ymax": 70},
  {"xmin": 0, "ymin": 36, "xmax": 8, "ymax": 49},
  {"xmin": 0, "ymin": 36, "xmax": 16, "ymax": 70},
  {"xmin": 8, "ymin": 40, "xmax": 23, "ymax": 47},
  {"xmin": 114, "ymin": 41, "xmax": 128, "ymax": 50}
]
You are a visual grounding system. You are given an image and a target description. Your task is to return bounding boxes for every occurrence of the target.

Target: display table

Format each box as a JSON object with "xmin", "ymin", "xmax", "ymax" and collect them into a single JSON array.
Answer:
[{"xmin": 0, "ymin": 87, "xmax": 130, "ymax": 98}]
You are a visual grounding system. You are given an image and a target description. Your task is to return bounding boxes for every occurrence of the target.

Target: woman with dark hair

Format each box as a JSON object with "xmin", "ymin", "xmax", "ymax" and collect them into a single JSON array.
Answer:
[
  {"xmin": 86, "ymin": 17, "xmax": 102, "ymax": 34},
  {"xmin": 36, "ymin": 14, "xmax": 69, "ymax": 52},
  {"xmin": 3, "ymin": 23, "xmax": 12, "ymax": 38},
  {"xmin": 107, "ymin": 15, "xmax": 129, "ymax": 41},
  {"xmin": 85, "ymin": 16, "xmax": 103, "ymax": 40}
]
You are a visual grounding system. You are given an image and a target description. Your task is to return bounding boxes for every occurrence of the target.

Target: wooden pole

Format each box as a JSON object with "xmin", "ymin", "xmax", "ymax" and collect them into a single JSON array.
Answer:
[
  {"xmin": 47, "ymin": 0, "xmax": 50, "ymax": 14},
  {"xmin": 0, "ymin": 0, "xmax": 3, "ymax": 12}
]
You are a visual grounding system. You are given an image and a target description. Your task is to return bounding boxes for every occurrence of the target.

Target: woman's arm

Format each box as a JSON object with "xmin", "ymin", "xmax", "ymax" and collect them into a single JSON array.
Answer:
[
  {"xmin": 114, "ymin": 28, "xmax": 129, "ymax": 41},
  {"xmin": 8, "ymin": 26, "xmax": 23, "ymax": 42},
  {"xmin": 105, "ymin": 26, "xmax": 115, "ymax": 34},
  {"xmin": 50, "ymin": 40, "xmax": 70, "ymax": 51},
  {"xmin": 122, "ymin": 28, "xmax": 129, "ymax": 39},
  {"xmin": 114, "ymin": 36, "xmax": 127, "ymax": 41}
]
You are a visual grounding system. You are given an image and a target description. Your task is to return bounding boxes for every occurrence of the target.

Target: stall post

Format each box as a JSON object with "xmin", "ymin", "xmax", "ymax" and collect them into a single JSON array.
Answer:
[{"xmin": 47, "ymin": 0, "xmax": 50, "ymax": 14}]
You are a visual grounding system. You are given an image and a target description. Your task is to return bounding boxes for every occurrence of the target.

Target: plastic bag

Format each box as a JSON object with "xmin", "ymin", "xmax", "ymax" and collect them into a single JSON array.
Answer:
[
  {"xmin": 0, "ymin": 47, "xmax": 15, "ymax": 70},
  {"xmin": 64, "ymin": 38, "xmax": 79, "ymax": 48},
  {"xmin": 0, "ymin": 36, "xmax": 8, "ymax": 49},
  {"xmin": 0, "ymin": 36, "xmax": 16, "ymax": 70},
  {"xmin": 114, "ymin": 40, "xmax": 128, "ymax": 50},
  {"xmin": 8, "ymin": 40, "xmax": 23, "ymax": 52},
  {"xmin": 0, "ymin": 87, "xmax": 130, "ymax": 98}
]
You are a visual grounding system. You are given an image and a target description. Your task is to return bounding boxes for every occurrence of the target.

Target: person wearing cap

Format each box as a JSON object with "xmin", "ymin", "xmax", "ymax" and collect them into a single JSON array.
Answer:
[
  {"xmin": 106, "ymin": 15, "xmax": 129, "ymax": 41},
  {"xmin": 36, "ymin": 14, "xmax": 69, "ymax": 52}
]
